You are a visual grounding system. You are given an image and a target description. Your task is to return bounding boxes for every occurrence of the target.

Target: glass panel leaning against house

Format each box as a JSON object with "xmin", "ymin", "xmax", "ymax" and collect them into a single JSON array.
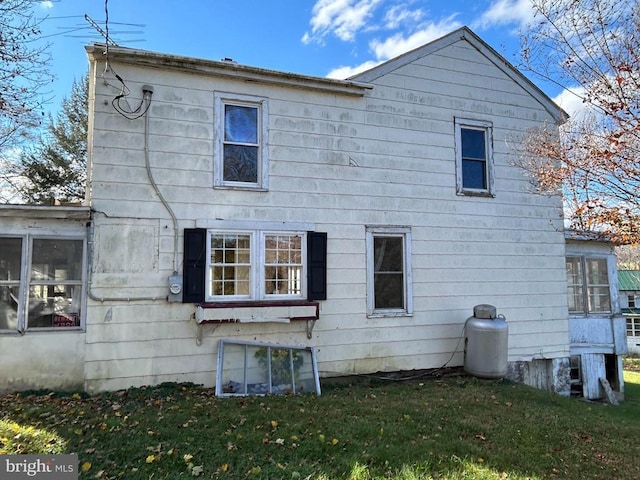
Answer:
[{"xmin": 216, "ymin": 339, "xmax": 321, "ymax": 397}]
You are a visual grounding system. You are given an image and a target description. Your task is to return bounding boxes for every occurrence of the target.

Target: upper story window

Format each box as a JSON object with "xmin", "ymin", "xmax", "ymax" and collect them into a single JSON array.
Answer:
[
  {"xmin": 455, "ymin": 117, "xmax": 494, "ymax": 196},
  {"xmin": 0, "ymin": 236, "xmax": 85, "ymax": 333},
  {"xmin": 214, "ymin": 93, "xmax": 268, "ymax": 190},
  {"xmin": 566, "ymin": 256, "xmax": 611, "ymax": 314},
  {"xmin": 628, "ymin": 295, "xmax": 636, "ymax": 308},
  {"xmin": 366, "ymin": 226, "xmax": 413, "ymax": 317}
]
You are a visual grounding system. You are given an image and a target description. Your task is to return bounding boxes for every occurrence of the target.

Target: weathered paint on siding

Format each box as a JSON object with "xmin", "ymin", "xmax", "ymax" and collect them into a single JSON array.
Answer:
[{"xmin": 81, "ymin": 33, "xmax": 569, "ymax": 392}]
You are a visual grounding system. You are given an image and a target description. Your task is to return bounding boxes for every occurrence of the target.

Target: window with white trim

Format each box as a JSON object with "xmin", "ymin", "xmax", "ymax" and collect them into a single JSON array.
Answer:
[
  {"xmin": 366, "ymin": 226, "xmax": 413, "ymax": 317},
  {"xmin": 214, "ymin": 93, "xmax": 268, "ymax": 189},
  {"xmin": 566, "ymin": 256, "xmax": 611, "ymax": 314},
  {"xmin": 455, "ymin": 117, "xmax": 494, "ymax": 196},
  {"xmin": 206, "ymin": 230, "xmax": 305, "ymax": 301},
  {"xmin": 0, "ymin": 236, "xmax": 85, "ymax": 332},
  {"xmin": 626, "ymin": 317, "xmax": 640, "ymax": 337}
]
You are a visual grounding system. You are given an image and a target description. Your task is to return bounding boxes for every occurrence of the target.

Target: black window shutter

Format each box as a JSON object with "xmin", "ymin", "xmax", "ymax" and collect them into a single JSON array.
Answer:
[
  {"xmin": 183, "ymin": 228, "xmax": 206, "ymax": 303},
  {"xmin": 307, "ymin": 231, "xmax": 327, "ymax": 301}
]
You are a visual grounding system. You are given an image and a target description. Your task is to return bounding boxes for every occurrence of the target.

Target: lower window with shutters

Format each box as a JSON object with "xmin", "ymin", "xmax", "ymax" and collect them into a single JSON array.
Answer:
[{"xmin": 183, "ymin": 228, "xmax": 326, "ymax": 304}]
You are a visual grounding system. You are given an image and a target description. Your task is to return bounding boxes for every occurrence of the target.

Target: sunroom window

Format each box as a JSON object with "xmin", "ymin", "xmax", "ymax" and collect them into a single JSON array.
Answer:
[
  {"xmin": 566, "ymin": 256, "xmax": 611, "ymax": 314},
  {"xmin": 0, "ymin": 236, "xmax": 85, "ymax": 332}
]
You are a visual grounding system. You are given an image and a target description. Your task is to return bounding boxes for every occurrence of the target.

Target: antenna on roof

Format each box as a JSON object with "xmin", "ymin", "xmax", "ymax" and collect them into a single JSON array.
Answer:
[{"xmin": 84, "ymin": 13, "xmax": 118, "ymax": 46}]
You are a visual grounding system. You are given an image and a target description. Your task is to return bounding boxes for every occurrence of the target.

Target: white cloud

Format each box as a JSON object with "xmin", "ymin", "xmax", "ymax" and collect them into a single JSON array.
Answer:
[
  {"xmin": 369, "ymin": 15, "xmax": 461, "ymax": 60},
  {"xmin": 326, "ymin": 60, "xmax": 382, "ymax": 79},
  {"xmin": 303, "ymin": 0, "xmax": 383, "ymax": 44},
  {"xmin": 553, "ymin": 86, "xmax": 594, "ymax": 122},
  {"xmin": 327, "ymin": 17, "xmax": 461, "ymax": 79},
  {"xmin": 383, "ymin": 4, "xmax": 425, "ymax": 29},
  {"xmin": 473, "ymin": 0, "xmax": 535, "ymax": 30},
  {"xmin": 40, "ymin": 1, "xmax": 54, "ymax": 9}
]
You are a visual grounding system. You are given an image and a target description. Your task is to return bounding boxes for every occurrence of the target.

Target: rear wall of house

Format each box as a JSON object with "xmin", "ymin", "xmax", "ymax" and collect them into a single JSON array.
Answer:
[{"xmin": 85, "ymin": 40, "xmax": 568, "ymax": 392}]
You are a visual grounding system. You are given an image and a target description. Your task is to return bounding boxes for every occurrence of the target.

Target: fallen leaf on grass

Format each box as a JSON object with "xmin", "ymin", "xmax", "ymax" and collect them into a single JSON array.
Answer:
[{"xmin": 81, "ymin": 462, "xmax": 92, "ymax": 472}]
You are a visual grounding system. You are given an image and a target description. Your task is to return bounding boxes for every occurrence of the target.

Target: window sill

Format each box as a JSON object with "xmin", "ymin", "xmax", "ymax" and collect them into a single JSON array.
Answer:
[
  {"xmin": 196, "ymin": 300, "xmax": 319, "ymax": 324},
  {"xmin": 213, "ymin": 185, "xmax": 268, "ymax": 192},
  {"xmin": 367, "ymin": 311, "xmax": 413, "ymax": 319},
  {"xmin": 456, "ymin": 189, "xmax": 495, "ymax": 198},
  {"xmin": 196, "ymin": 300, "xmax": 319, "ymax": 339}
]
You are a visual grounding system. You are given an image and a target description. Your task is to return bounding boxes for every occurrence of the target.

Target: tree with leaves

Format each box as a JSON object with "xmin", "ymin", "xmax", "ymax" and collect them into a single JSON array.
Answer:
[
  {"xmin": 18, "ymin": 75, "xmax": 88, "ymax": 204},
  {"xmin": 0, "ymin": 0, "xmax": 50, "ymax": 149},
  {"xmin": 518, "ymin": 0, "xmax": 640, "ymax": 243}
]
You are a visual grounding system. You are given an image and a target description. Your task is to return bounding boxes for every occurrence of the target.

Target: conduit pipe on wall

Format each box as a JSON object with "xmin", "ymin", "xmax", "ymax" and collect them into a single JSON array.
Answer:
[{"xmin": 87, "ymin": 85, "xmax": 180, "ymax": 302}]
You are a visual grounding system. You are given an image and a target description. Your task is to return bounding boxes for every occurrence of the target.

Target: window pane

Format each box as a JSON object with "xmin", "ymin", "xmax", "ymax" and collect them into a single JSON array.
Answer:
[
  {"xmin": 461, "ymin": 128, "xmax": 486, "ymax": 159},
  {"xmin": 224, "ymin": 105, "xmax": 258, "ymax": 143},
  {"xmin": 0, "ymin": 238, "xmax": 22, "ymax": 330},
  {"xmin": 31, "ymin": 239, "xmax": 83, "ymax": 281},
  {"xmin": 223, "ymin": 144, "xmax": 258, "ymax": 183},
  {"xmin": 586, "ymin": 258, "xmax": 608, "ymax": 285},
  {"xmin": 0, "ymin": 238, "xmax": 22, "ymax": 281},
  {"xmin": 585, "ymin": 259, "xmax": 610, "ymax": 313},
  {"xmin": 588, "ymin": 286, "xmax": 611, "ymax": 313},
  {"xmin": 210, "ymin": 234, "xmax": 251, "ymax": 297},
  {"xmin": 373, "ymin": 236, "xmax": 404, "ymax": 309},
  {"xmin": 374, "ymin": 237, "xmax": 403, "ymax": 272},
  {"xmin": 462, "ymin": 159, "xmax": 487, "ymax": 189},
  {"xmin": 27, "ymin": 284, "xmax": 82, "ymax": 328},
  {"xmin": 566, "ymin": 257, "xmax": 584, "ymax": 313},
  {"xmin": 374, "ymin": 273, "xmax": 404, "ymax": 309},
  {"xmin": 264, "ymin": 234, "xmax": 303, "ymax": 296}
]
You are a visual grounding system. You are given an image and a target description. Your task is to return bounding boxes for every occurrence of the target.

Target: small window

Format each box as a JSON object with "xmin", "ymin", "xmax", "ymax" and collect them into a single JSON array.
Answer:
[
  {"xmin": 366, "ymin": 226, "xmax": 413, "ymax": 317},
  {"xmin": 0, "ymin": 236, "xmax": 85, "ymax": 332},
  {"xmin": 214, "ymin": 93, "xmax": 268, "ymax": 190},
  {"xmin": 206, "ymin": 230, "xmax": 305, "ymax": 301},
  {"xmin": 628, "ymin": 295, "xmax": 636, "ymax": 308},
  {"xmin": 627, "ymin": 318, "xmax": 640, "ymax": 337},
  {"xmin": 455, "ymin": 118, "xmax": 494, "ymax": 196},
  {"xmin": 566, "ymin": 256, "xmax": 611, "ymax": 314}
]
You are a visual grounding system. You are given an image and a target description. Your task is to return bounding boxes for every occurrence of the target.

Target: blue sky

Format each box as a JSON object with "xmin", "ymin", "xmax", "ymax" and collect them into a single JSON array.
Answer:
[{"xmin": 36, "ymin": 0, "xmax": 579, "ymax": 116}]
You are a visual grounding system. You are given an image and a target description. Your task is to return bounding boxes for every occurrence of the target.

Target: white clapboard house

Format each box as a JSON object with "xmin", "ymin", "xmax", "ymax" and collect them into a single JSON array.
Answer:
[{"xmin": 0, "ymin": 27, "xmax": 626, "ymax": 400}]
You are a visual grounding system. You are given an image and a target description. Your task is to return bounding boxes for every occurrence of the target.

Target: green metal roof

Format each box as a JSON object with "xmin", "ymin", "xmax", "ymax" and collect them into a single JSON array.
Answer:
[{"xmin": 618, "ymin": 270, "xmax": 640, "ymax": 291}]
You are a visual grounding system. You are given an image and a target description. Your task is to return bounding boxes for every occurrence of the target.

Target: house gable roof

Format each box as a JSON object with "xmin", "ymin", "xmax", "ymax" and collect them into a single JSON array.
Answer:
[{"xmin": 350, "ymin": 26, "xmax": 568, "ymax": 125}]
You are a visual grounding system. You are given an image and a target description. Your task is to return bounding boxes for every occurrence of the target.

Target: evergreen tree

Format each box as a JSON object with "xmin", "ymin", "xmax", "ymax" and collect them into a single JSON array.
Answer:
[{"xmin": 19, "ymin": 75, "xmax": 87, "ymax": 204}]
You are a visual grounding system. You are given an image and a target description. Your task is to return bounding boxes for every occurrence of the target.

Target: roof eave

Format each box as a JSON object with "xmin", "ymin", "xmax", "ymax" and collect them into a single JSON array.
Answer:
[{"xmin": 85, "ymin": 44, "xmax": 373, "ymax": 97}]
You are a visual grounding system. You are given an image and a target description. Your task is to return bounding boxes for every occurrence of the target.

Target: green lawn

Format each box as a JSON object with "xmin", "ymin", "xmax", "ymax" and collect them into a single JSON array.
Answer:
[{"xmin": 1, "ymin": 369, "xmax": 640, "ymax": 480}]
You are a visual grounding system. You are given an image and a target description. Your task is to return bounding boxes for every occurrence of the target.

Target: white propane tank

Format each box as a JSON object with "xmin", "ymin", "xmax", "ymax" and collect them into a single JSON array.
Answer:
[{"xmin": 464, "ymin": 304, "xmax": 508, "ymax": 379}]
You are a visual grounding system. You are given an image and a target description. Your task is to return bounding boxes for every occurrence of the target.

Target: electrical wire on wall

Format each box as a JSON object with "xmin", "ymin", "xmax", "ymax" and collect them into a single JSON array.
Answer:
[
  {"xmin": 87, "ymin": 0, "xmax": 179, "ymax": 302},
  {"xmin": 92, "ymin": 0, "xmax": 152, "ymax": 120}
]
